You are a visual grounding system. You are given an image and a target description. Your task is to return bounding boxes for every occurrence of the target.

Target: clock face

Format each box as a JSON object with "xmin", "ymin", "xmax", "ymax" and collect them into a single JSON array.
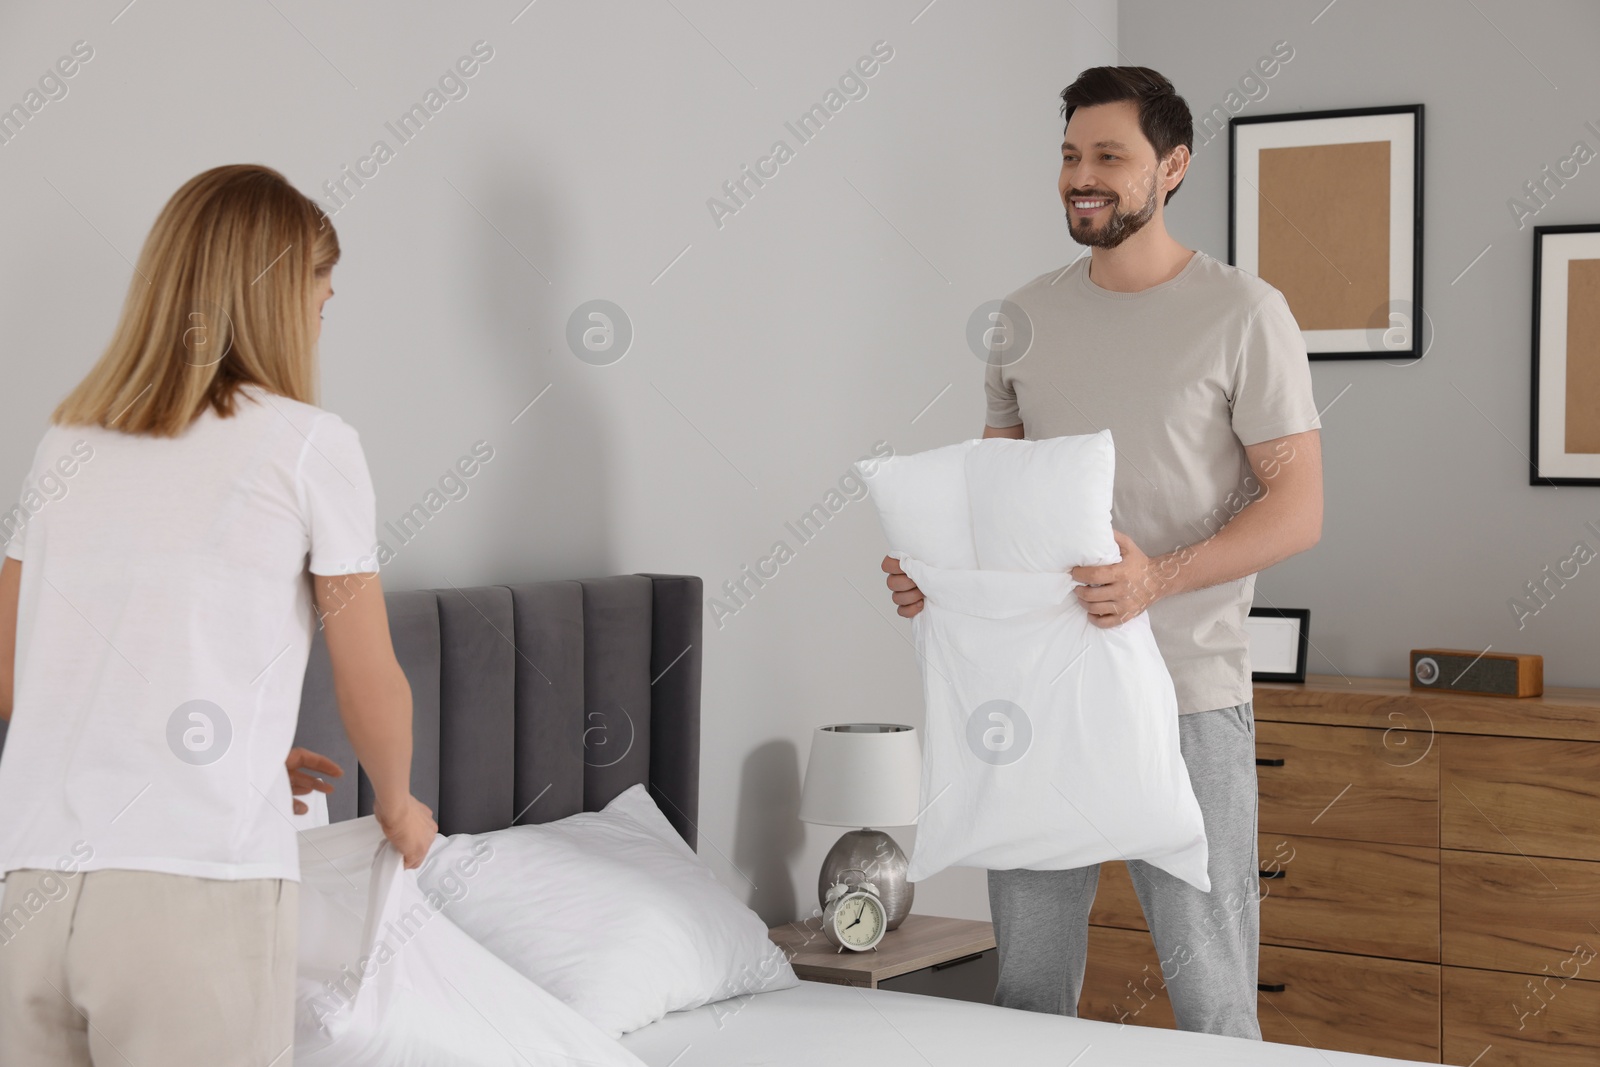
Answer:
[{"xmin": 836, "ymin": 894, "xmax": 883, "ymax": 947}]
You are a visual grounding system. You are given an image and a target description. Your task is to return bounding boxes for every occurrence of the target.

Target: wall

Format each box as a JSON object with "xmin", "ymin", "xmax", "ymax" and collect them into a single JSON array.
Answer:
[
  {"xmin": 1119, "ymin": 1, "xmax": 1600, "ymax": 704},
  {"xmin": 0, "ymin": 1, "xmax": 1117, "ymax": 922}
]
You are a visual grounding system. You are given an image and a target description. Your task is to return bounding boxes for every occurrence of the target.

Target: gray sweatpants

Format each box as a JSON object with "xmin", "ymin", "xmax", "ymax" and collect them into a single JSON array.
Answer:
[{"xmin": 987, "ymin": 701, "xmax": 1261, "ymax": 1039}]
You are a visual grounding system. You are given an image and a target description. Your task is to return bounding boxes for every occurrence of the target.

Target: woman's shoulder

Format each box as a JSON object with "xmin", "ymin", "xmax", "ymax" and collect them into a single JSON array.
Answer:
[{"xmin": 234, "ymin": 383, "xmax": 356, "ymax": 439}]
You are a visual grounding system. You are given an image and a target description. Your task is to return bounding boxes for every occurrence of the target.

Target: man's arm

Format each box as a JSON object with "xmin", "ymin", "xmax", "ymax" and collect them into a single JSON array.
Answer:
[
  {"xmin": 0, "ymin": 557, "xmax": 17, "ymax": 722},
  {"xmin": 1154, "ymin": 428, "xmax": 1323, "ymax": 594},
  {"xmin": 1073, "ymin": 429, "xmax": 1323, "ymax": 625}
]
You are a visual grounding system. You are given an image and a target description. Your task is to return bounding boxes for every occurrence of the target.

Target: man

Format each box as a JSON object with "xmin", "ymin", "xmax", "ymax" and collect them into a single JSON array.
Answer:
[{"xmin": 882, "ymin": 66, "xmax": 1323, "ymax": 1039}]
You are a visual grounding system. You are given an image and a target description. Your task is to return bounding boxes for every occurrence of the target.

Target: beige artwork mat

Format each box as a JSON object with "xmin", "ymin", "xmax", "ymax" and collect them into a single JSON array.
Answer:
[
  {"xmin": 1257, "ymin": 141, "xmax": 1391, "ymax": 332},
  {"xmin": 1567, "ymin": 258, "xmax": 1600, "ymax": 454}
]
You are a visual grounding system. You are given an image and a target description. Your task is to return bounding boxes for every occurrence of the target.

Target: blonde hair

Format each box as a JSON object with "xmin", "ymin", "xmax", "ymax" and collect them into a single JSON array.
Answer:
[{"xmin": 52, "ymin": 164, "xmax": 340, "ymax": 436}]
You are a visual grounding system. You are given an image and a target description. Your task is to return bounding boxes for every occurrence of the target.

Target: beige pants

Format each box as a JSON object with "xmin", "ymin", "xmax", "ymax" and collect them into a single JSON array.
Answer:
[{"xmin": 0, "ymin": 867, "xmax": 297, "ymax": 1066}]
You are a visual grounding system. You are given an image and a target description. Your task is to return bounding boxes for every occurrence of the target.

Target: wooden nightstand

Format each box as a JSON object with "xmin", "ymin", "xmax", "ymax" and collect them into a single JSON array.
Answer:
[{"xmin": 768, "ymin": 914, "xmax": 998, "ymax": 1004}]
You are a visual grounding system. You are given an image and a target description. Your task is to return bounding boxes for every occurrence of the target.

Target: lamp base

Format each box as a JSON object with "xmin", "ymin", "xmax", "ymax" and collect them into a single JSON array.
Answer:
[{"xmin": 818, "ymin": 829, "xmax": 913, "ymax": 931}]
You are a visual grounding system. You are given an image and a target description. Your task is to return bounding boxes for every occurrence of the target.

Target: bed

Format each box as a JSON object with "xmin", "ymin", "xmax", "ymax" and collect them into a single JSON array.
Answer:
[{"xmin": 295, "ymin": 572, "xmax": 1419, "ymax": 1067}]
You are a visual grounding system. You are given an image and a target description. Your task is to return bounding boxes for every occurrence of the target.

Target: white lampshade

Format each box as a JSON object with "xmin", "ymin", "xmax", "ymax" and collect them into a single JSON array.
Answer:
[{"xmin": 798, "ymin": 723, "xmax": 922, "ymax": 828}]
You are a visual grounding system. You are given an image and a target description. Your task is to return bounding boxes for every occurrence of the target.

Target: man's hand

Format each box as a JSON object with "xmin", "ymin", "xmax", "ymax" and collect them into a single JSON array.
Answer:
[
  {"xmin": 1070, "ymin": 530, "xmax": 1169, "ymax": 628},
  {"xmin": 882, "ymin": 555, "xmax": 924, "ymax": 619},
  {"xmin": 286, "ymin": 747, "xmax": 344, "ymax": 816}
]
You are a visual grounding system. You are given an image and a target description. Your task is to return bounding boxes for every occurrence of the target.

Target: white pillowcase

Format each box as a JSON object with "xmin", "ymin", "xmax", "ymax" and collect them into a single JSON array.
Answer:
[
  {"xmin": 965, "ymin": 430, "xmax": 1120, "ymax": 572},
  {"xmin": 859, "ymin": 440, "xmax": 980, "ymax": 569},
  {"xmin": 289, "ymin": 788, "xmax": 329, "ymax": 831},
  {"xmin": 415, "ymin": 782, "xmax": 798, "ymax": 1037},
  {"xmin": 294, "ymin": 817, "xmax": 644, "ymax": 1067}
]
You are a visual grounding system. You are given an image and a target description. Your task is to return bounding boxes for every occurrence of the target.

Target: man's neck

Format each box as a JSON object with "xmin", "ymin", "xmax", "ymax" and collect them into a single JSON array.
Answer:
[{"xmin": 1085, "ymin": 231, "xmax": 1195, "ymax": 294}]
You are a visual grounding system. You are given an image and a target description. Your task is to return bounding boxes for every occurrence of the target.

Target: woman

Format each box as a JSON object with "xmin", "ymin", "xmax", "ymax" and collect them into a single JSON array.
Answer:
[{"xmin": 0, "ymin": 164, "xmax": 437, "ymax": 1064}]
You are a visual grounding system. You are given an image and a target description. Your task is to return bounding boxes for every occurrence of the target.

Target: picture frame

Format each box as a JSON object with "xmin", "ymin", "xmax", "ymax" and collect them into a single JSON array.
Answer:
[
  {"xmin": 1229, "ymin": 104, "xmax": 1425, "ymax": 361},
  {"xmin": 1246, "ymin": 607, "xmax": 1310, "ymax": 684},
  {"xmin": 1530, "ymin": 223, "xmax": 1600, "ymax": 487}
]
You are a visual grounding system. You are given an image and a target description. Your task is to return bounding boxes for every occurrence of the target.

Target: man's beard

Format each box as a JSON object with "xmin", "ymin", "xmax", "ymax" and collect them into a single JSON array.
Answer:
[{"xmin": 1065, "ymin": 174, "xmax": 1159, "ymax": 249}]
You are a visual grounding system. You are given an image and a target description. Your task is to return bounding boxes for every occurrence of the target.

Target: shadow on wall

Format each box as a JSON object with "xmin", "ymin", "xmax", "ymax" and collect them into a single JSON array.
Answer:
[
  {"xmin": 733, "ymin": 738, "xmax": 805, "ymax": 926},
  {"xmin": 467, "ymin": 157, "xmax": 616, "ymax": 578}
]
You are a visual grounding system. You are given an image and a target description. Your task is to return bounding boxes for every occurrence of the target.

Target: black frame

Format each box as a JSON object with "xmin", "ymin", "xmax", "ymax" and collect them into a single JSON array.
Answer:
[
  {"xmin": 1228, "ymin": 104, "xmax": 1425, "ymax": 361},
  {"xmin": 1530, "ymin": 222, "xmax": 1600, "ymax": 487},
  {"xmin": 1247, "ymin": 607, "xmax": 1310, "ymax": 684}
]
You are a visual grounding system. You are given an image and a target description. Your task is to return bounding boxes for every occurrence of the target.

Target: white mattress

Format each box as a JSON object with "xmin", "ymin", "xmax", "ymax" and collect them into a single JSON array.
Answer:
[{"xmin": 619, "ymin": 979, "xmax": 1418, "ymax": 1067}]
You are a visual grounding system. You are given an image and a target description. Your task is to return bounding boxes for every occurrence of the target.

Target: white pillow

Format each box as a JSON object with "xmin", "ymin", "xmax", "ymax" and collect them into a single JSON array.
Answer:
[
  {"xmin": 415, "ymin": 783, "xmax": 798, "ymax": 1037},
  {"xmin": 294, "ymin": 817, "xmax": 644, "ymax": 1067},
  {"xmin": 860, "ymin": 440, "xmax": 980, "ymax": 569},
  {"xmin": 966, "ymin": 430, "xmax": 1120, "ymax": 572}
]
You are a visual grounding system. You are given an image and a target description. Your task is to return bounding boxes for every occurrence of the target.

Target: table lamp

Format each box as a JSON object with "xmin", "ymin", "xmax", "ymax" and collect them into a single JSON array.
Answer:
[{"xmin": 799, "ymin": 722, "xmax": 921, "ymax": 931}]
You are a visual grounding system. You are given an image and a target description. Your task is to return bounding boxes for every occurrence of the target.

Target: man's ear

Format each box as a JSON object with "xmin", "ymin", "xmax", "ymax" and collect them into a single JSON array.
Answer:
[{"xmin": 1163, "ymin": 144, "xmax": 1191, "ymax": 193}]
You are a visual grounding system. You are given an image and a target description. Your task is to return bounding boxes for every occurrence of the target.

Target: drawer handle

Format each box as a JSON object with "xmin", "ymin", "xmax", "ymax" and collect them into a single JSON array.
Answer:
[
  {"xmin": 932, "ymin": 952, "xmax": 984, "ymax": 971},
  {"xmin": 1256, "ymin": 758, "xmax": 1285, "ymax": 767},
  {"xmin": 1258, "ymin": 869, "xmax": 1285, "ymax": 879},
  {"xmin": 1257, "ymin": 982, "xmax": 1286, "ymax": 993}
]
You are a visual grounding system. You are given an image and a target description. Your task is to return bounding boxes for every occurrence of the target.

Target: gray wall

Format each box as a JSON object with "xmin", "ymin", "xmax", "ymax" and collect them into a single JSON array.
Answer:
[
  {"xmin": 0, "ymin": 1, "xmax": 1115, "ymax": 923},
  {"xmin": 8, "ymin": 0, "xmax": 1588, "ymax": 930},
  {"xmin": 1120, "ymin": 1, "xmax": 1600, "ymax": 699}
]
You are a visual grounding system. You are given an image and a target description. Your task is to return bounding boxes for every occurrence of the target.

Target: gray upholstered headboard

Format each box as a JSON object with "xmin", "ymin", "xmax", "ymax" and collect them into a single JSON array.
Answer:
[{"xmin": 292, "ymin": 573, "xmax": 703, "ymax": 849}]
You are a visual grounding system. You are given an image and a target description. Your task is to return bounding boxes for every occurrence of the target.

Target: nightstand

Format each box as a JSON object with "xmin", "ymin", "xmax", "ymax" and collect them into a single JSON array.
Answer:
[{"xmin": 768, "ymin": 913, "xmax": 999, "ymax": 1004}]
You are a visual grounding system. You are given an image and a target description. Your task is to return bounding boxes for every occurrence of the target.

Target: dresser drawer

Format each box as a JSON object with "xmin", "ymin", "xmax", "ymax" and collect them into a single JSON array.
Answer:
[
  {"xmin": 1442, "ymin": 734, "xmax": 1600, "ymax": 861},
  {"xmin": 1442, "ymin": 849, "xmax": 1600, "ymax": 979},
  {"xmin": 1089, "ymin": 834, "xmax": 1439, "ymax": 963},
  {"xmin": 1079, "ymin": 924, "xmax": 1176, "ymax": 1029},
  {"xmin": 1081, "ymin": 925, "xmax": 1441, "ymax": 1060},
  {"xmin": 1259, "ymin": 833, "xmax": 1439, "ymax": 962},
  {"xmin": 1257, "ymin": 721, "xmax": 1439, "ymax": 847},
  {"xmin": 1258, "ymin": 944, "xmax": 1441, "ymax": 1062},
  {"xmin": 1443, "ymin": 964, "xmax": 1600, "ymax": 1066},
  {"xmin": 1085, "ymin": 842, "xmax": 1294, "ymax": 933}
]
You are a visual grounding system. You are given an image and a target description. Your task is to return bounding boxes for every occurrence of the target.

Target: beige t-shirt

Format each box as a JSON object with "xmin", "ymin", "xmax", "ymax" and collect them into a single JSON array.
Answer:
[{"xmin": 984, "ymin": 249, "xmax": 1320, "ymax": 715}]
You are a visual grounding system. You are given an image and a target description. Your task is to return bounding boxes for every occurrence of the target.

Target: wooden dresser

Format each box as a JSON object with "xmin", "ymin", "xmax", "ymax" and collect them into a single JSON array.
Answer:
[{"xmin": 1077, "ymin": 674, "xmax": 1600, "ymax": 1065}]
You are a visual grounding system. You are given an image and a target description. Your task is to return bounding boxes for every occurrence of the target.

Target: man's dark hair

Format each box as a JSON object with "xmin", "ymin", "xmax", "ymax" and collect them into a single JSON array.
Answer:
[{"xmin": 1060, "ymin": 66, "xmax": 1193, "ymax": 205}]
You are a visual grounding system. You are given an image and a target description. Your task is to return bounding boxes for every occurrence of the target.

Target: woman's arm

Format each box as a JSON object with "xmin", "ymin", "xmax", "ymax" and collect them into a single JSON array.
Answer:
[
  {"xmin": 0, "ymin": 557, "xmax": 18, "ymax": 722},
  {"xmin": 313, "ymin": 572, "xmax": 436, "ymax": 866}
]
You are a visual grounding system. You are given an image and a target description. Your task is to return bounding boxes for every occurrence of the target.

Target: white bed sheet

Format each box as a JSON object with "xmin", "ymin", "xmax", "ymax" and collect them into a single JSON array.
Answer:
[{"xmin": 619, "ymin": 979, "xmax": 1418, "ymax": 1067}]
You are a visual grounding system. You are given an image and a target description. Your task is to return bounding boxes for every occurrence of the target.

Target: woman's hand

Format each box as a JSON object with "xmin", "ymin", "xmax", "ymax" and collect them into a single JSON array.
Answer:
[
  {"xmin": 285, "ymin": 747, "xmax": 343, "ymax": 815},
  {"xmin": 882, "ymin": 555, "xmax": 924, "ymax": 618},
  {"xmin": 374, "ymin": 794, "xmax": 438, "ymax": 869}
]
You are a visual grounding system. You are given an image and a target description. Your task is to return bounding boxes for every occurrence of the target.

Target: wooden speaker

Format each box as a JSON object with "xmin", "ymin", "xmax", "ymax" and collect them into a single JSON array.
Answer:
[{"xmin": 1408, "ymin": 649, "xmax": 1542, "ymax": 697}]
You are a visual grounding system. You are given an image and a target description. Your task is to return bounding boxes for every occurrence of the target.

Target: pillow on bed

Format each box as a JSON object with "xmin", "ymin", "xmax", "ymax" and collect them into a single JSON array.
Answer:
[
  {"xmin": 859, "ymin": 440, "xmax": 980, "ymax": 569},
  {"xmin": 415, "ymin": 783, "xmax": 798, "ymax": 1037},
  {"xmin": 293, "ymin": 817, "xmax": 644, "ymax": 1067},
  {"xmin": 965, "ymin": 430, "xmax": 1120, "ymax": 572}
]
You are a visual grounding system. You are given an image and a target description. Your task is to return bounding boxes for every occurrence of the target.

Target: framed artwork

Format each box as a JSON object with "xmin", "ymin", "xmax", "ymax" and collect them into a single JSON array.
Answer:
[
  {"xmin": 1246, "ymin": 607, "xmax": 1310, "ymax": 684},
  {"xmin": 1531, "ymin": 223, "xmax": 1600, "ymax": 487},
  {"xmin": 1229, "ymin": 104, "xmax": 1425, "ymax": 361}
]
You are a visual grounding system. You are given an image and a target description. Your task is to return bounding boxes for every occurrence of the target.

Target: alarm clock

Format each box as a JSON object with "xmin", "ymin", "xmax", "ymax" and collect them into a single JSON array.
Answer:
[{"xmin": 820, "ymin": 868, "xmax": 886, "ymax": 953}]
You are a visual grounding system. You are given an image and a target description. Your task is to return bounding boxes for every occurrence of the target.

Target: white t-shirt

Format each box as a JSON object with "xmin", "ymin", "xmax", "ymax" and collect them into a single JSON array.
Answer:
[{"xmin": 0, "ymin": 382, "xmax": 378, "ymax": 882}]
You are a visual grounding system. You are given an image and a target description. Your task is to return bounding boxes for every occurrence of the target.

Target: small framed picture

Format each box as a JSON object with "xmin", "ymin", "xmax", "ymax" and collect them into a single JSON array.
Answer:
[
  {"xmin": 1531, "ymin": 223, "xmax": 1600, "ymax": 486},
  {"xmin": 1246, "ymin": 607, "xmax": 1310, "ymax": 683},
  {"xmin": 1229, "ymin": 104, "xmax": 1424, "ymax": 361}
]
